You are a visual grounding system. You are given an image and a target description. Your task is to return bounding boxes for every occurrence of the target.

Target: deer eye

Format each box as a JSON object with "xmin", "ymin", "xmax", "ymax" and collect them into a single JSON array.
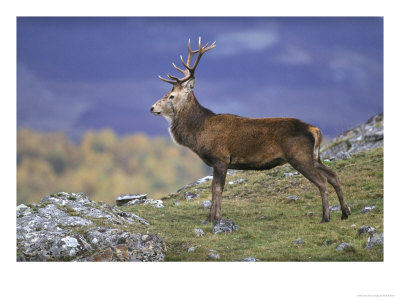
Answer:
[{"xmin": 169, "ymin": 95, "xmax": 175, "ymax": 100}]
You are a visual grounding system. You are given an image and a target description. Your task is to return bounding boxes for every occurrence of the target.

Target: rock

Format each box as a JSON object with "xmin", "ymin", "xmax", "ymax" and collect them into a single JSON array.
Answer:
[
  {"xmin": 238, "ymin": 257, "xmax": 258, "ymax": 262},
  {"xmin": 17, "ymin": 192, "xmax": 165, "ymax": 262},
  {"xmin": 361, "ymin": 206, "xmax": 376, "ymax": 214},
  {"xmin": 228, "ymin": 178, "xmax": 245, "ymax": 185},
  {"xmin": 177, "ymin": 176, "xmax": 213, "ymax": 192},
  {"xmin": 366, "ymin": 232, "xmax": 384, "ymax": 249},
  {"xmin": 110, "ymin": 206, "xmax": 150, "ymax": 225},
  {"xmin": 294, "ymin": 238, "xmax": 305, "ymax": 245},
  {"xmin": 336, "ymin": 242, "xmax": 353, "ymax": 252},
  {"xmin": 203, "ymin": 200, "xmax": 212, "ymax": 208},
  {"xmin": 306, "ymin": 212, "xmax": 314, "ymax": 217},
  {"xmin": 207, "ymin": 249, "xmax": 220, "ymax": 260},
  {"xmin": 329, "ymin": 205, "xmax": 341, "ymax": 212},
  {"xmin": 143, "ymin": 199, "xmax": 164, "ymax": 208},
  {"xmin": 116, "ymin": 194, "xmax": 147, "ymax": 206},
  {"xmin": 284, "ymin": 172, "xmax": 298, "ymax": 177},
  {"xmin": 188, "ymin": 247, "xmax": 196, "ymax": 252},
  {"xmin": 329, "ymin": 151, "xmax": 351, "ymax": 161},
  {"xmin": 358, "ymin": 225, "xmax": 376, "ymax": 236},
  {"xmin": 17, "ymin": 204, "xmax": 34, "ymax": 217},
  {"xmin": 213, "ymin": 219, "xmax": 239, "ymax": 234},
  {"xmin": 227, "ymin": 170, "xmax": 237, "ymax": 175},
  {"xmin": 82, "ymin": 228, "xmax": 165, "ymax": 262},
  {"xmin": 322, "ymin": 239, "xmax": 336, "ymax": 246},
  {"xmin": 321, "ymin": 113, "xmax": 383, "ymax": 159},
  {"xmin": 116, "ymin": 196, "xmax": 163, "ymax": 208},
  {"xmin": 194, "ymin": 228, "xmax": 205, "ymax": 237},
  {"xmin": 259, "ymin": 215, "xmax": 268, "ymax": 219},
  {"xmin": 286, "ymin": 195, "xmax": 299, "ymax": 201},
  {"xmin": 184, "ymin": 192, "xmax": 200, "ymax": 201},
  {"xmin": 173, "ymin": 201, "xmax": 180, "ymax": 206},
  {"xmin": 195, "ymin": 175, "xmax": 213, "ymax": 184}
]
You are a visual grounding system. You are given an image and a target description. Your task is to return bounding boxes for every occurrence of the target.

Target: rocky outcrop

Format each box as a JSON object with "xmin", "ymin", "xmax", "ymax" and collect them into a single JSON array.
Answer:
[
  {"xmin": 17, "ymin": 192, "xmax": 166, "ymax": 262},
  {"xmin": 321, "ymin": 113, "xmax": 383, "ymax": 160}
]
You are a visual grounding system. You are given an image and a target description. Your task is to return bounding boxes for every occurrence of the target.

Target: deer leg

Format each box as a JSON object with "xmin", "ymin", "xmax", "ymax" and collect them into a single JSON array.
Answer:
[
  {"xmin": 207, "ymin": 164, "xmax": 227, "ymax": 223},
  {"xmin": 289, "ymin": 158, "xmax": 330, "ymax": 222},
  {"xmin": 315, "ymin": 162, "xmax": 350, "ymax": 220}
]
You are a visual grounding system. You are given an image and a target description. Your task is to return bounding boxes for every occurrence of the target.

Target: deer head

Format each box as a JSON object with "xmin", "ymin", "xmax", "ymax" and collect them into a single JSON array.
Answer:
[{"xmin": 150, "ymin": 37, "xmax": 216, "ymax": 122}]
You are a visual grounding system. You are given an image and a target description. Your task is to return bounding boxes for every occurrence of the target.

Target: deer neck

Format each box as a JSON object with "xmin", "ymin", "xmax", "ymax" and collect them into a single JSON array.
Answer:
[{"xmin": 170, "ymin": 93, "xmax": 214, "ymax": 150}]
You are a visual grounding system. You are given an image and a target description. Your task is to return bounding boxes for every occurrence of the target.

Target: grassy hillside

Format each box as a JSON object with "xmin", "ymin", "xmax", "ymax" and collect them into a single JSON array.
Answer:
[{"xmin": 121, "ymin": 148, "xmax": 383, "ymax": 261}]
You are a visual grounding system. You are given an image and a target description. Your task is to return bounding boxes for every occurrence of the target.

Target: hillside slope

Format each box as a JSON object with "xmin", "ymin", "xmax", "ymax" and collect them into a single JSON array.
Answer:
[{"xmin": 120, "ymin": 147, "xmax": 383, "ymax": 261}]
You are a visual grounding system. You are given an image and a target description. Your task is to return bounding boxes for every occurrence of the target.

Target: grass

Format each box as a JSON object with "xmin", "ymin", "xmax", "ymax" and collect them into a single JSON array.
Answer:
[{"xmin": 120, "ymin": 148, "xmax": 383, "ymax": 262}]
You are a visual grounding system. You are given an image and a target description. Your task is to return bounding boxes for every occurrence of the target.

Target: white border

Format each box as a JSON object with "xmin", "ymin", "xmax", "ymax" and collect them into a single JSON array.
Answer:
[{"xmin": 3, "ymin": 1, "xmax": 399, "ymax": 299}]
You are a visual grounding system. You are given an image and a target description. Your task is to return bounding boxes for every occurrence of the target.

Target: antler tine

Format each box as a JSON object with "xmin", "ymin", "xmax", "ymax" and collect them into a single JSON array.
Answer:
[
  {"xmin": 172, "ymin": 62, "xmax": 186, "ymax": 75},
  {"xmin": 158, "ymin": 37, "xmax": 216, "ymax": 85},
  {"xmin": 186, "ymin": 38, "xmax": 216, "ymax": 76},
  {"xmin": 167, "ymin": 74, "xmax": 182, "ymax": 81},
  {"xmin": 158, "ymin": 75, "xmax": 177, "ymax": 84}
]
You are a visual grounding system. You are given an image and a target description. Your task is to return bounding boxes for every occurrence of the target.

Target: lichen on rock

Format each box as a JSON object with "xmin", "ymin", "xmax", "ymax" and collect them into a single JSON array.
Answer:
[{"xmin": 17, "ymin": 192, "xmax": 165, "ymax": 262}]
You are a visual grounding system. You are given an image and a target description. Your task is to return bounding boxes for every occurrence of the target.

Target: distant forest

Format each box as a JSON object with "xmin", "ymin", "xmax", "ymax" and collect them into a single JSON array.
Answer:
[{"xmin": 17, "ymin": 128, "xmax": 211, "ymax": 204}]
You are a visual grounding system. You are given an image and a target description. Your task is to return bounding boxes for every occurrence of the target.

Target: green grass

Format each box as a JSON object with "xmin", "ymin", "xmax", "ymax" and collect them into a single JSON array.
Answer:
[{"xmin": 120, "ymin": 148, "xmax": 383, "ymax": 261}]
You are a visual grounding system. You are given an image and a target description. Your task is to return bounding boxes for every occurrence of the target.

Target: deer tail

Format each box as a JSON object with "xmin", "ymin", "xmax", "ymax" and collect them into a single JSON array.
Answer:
[{"xmin": 308, "ymin": 125, "xmax": 322, "ymax": 162}]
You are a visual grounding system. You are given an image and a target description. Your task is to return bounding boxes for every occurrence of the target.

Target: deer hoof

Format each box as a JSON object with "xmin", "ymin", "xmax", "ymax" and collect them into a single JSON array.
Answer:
[
  {"xmin": 341, "ymin": 213, "xmax": 349, "ymax": 220},
  {"xmin": 320, "ymin": 217, "xmax": 330, "ymax": 223}
]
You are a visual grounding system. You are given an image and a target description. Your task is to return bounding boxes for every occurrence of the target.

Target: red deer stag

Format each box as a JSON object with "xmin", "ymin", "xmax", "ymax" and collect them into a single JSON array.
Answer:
[{"xmin": 151, "ymin": 37, "xmax": 350, "ymax": 224}]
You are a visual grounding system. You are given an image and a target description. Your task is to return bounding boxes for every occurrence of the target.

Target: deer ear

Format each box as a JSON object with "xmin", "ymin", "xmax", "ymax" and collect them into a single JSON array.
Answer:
[{"xmin": 183, "ymin": 78, "xmax": 195, "ymax": 94}]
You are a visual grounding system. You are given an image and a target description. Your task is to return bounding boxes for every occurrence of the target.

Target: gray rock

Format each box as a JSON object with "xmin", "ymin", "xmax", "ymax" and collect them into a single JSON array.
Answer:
[
  {"xmin": 188, "ymin": 247, "xmax": 196, "ymax": 252},
  {"xmin": 321, "ymin": 113, "xmax": 383, "ymax": 159},
  {"xmin": 116, "ymin": 194, "xmax": 147, "ymax": 206},
  {"xmin": 228, "ymin": 178, "xmax": 245, "ymax": 185},
  {"xmin": 143, "ymin": 199, "xmax": 164, "ymax": 208},
  {"xmin": 238, "ymin": 257, "xmax": 258, "ymax": 262},
  {"xmin": 194, "ymin": 228, "xmax": 205, "ymax": 237},
  {"xmin": 110, "ymin": 206, "xmax": 150, "ymax": 225},
  {"xmin": 177, "ymin": 176, "xmax": 213, "ymax": 192},
  {"xmin": 116, "ymin": 196, "xmax": 163, "ymax": 208},
  {"xmin": 82, "ymin": 228, "xmax": 165, "ymax": 262},
  {"xmin": 284, "ymin": 172, "xmax": 298, "ymax": 177},
  {"xmin": 227, "ymin": 170, "xmax": 237, "ymax": 175},
  {"xmin": 329, "ymin": 205, "xmax": 341, "ymax": 212},
  {"xmin": 207, "ymin": 249, "xmax": 220, "ymax": 260},
  {"xmin": 203, "ymin": 200, "xmax": 212, "ymax": 208},
  {"xmin": 322, "ymin": 239, "xmax": 336, "ymax": 246},
  {"xmin": 213, "ymin": 219, "xmax": 239, "ymax": 234},
  {"xmin": 358, "ymin": 225, "xmax": 376, "ymax": 236},
  {"xmin": 17, "ymin": 192, "xmax": 165, "ymax": 261},
  {"xmin": 184, "ymin": 192, "xmax": 200, "ymax": 201},
  {"xmin": 17, "ymin": 204, "xmax": 34, "ymax": 218},
  {"xmin": 336, "ymin": 242, "xmax": 353, "ymax": 251},
  {"xmin": 306, "ymin": 212, "xmax": 314, "ymax": 217},
  {"xmin": 195, "ymin": 175, "xmax": 213, "ymax": 184},
  {"xmin": 286, "ymin": 195, "xmax": 299, "ymax": 201},
  {"xmin": 330, "ymin": 151, "xmax": 351, "ymax": 161},
  {"xmin": 361, "ymin": 206, "xmax": 376, "ymax": 214},
  {"xmin": 294, "ymin": 238, "xmax": 304, "ymax": 245},
  {"xmin": 366, "ymin": 232, "xmax": 384, "ymax": 249}
]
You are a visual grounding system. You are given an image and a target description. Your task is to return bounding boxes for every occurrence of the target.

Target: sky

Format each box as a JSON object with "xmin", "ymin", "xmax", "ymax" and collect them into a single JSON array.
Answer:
[{"xmin": 17, "ymin": 17, "xmax": 383, "ymax": 140}]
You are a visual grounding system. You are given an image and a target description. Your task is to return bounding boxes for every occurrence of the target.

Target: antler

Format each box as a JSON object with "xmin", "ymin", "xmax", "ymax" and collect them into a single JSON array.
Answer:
[{"xmin": 158, "ymin": 37, "xmax": 216, "ymax": 85}]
